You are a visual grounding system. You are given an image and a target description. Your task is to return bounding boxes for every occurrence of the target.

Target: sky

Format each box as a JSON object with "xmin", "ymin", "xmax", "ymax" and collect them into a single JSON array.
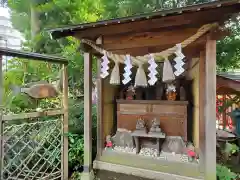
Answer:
[
  {"xmin": 0, "ymin": 7, "xmax": 10, "ymax": 18},
  {"xmin": 0, "ymin": 6, "xmax": 23, "ymax": 68}
]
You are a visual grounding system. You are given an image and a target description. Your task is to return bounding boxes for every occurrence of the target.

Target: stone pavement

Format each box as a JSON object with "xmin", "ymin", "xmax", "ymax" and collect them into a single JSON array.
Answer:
[{"xmin": 95, "ymin": 170, "xmax": 153, "ymax": 180}]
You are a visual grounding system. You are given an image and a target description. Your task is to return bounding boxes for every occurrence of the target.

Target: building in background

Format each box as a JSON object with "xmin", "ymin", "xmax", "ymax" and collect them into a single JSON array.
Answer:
[{"xmin": 0, "ymin": 7, "xmax": 24, "ymax": 69}]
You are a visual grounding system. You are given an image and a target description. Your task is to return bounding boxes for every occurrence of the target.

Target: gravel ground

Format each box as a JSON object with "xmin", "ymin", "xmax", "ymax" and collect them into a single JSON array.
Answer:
[{"xmin": 95, "ymin": 170, "xmax": 153, "ymax": 180}]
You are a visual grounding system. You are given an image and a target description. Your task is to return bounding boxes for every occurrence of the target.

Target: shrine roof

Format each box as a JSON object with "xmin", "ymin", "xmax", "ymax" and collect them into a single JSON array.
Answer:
[
  {"xmin": 217, "ymin": 75, "xmax": 240, "ymax": 94},
  {"xmin": 49, "ymin": 0, "xmax": 240, "ymax": 40},
  {"xmin": 218, "ymin": 72, "xmax": 240, "ymax": 81},
  {"xmin": 0, "ymin": 47, "xmax": 68, "ymax": 64}
]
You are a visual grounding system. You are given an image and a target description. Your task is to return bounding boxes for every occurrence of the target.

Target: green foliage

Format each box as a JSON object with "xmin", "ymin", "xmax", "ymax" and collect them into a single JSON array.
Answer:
[
  {"xmin": 217, "ymin": 19, "xmax": 240, "ymax": 71},
  {"xmin": 70, "ymin": 171, "xmax": 82, "ymax": 180},
  {"xmin": 8, "ymin": 94, "xmax": 36, "ymax": 113},
  {"xmin": 217, "ymin": 164, "xmax": 238, "ymax": 180},
  {"xmin": 224, "ymin": 142, "xmax": 239, "ymax": 157},
  {"xmin": 229, "ymin": 143, "xmax": 239, "ymax": 155},
  {"xmin": 68, "ymin": 99, "xmax": 97, "ymax": 134},
  {"xmin": 67, "ymin": 133, "xmax": 84, "ymax": 171},
  {"xmin": 66, "ymin": 99, "xmax": 97, "ymax": 172}
]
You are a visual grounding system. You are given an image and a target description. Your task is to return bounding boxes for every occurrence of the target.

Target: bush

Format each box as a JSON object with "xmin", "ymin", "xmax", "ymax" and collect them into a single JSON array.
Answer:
[
  {"xmin": 68, "ymin": 98, "xmax": 97, "ymax": 134},
  {"xmin": 68, "ymin": 133, "xmax": 84, "ymax": 171},
  {"xmin": 68, "ymin": 98, "xmax": 98, "ymax": 175},
  {"xmin": 217, "ymin": 164, "xmax": 238, "ymax": 180}
]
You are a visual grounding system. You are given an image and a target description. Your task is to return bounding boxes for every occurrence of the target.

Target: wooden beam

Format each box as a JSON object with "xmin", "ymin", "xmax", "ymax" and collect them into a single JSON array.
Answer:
[
  {"xmin": 84, "ymin": 52, "xmax": 93, "ymax": 173},
  {"xmin": 62, "ymin": 64, "xmax": 69, "ymax": 180},
  {"xmin": 2, "ymin": 109, "xmax": 64, "ymax": 121},
  {"xmin": 73, "ymin": 5, "xmax": 238, "ymax": 39},
  {"xmin": 102, "ymin": 27, "xmax": 199, "ymax": 51},
  {"xmin": 199, "ymin": 50, "xmax": 206, "ymax": 173},
  {"xmin": 210, "ymin": 28, "xmax": 231, "ymax": 40},
  {"xmin": 112, "ymin": 37, "xmax": 205, "ymax": 58},
  {"xmin": 103, "ymin": 25, "xmax": 200, "ymax": 45},
  {"xmin": 86, "ymin": 28, "xmax": 218, "ymax": 58},
  {"xmin": 204, "ymin": 36, "xmax": 217, "ymax": 180}
]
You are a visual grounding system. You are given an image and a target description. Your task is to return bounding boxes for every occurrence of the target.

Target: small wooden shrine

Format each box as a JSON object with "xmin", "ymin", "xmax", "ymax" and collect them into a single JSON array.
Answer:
[
  {"xmin": 216, "ymin": 75, "xmax": 240, "ymax": 130},
  {"xmin": 49, "ymin": 1, "xmax": 240, "ymax": 180}
]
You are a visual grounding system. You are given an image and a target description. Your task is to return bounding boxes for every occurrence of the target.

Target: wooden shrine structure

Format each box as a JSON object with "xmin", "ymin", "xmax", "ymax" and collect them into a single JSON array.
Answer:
[
  {"xmin": 216, "ymin": 75, "xmax": 240, "ymax": 130},
  {"xmin": 217, "ymin": 75, "xmax": 240, "ymax": 95},
  {"xmin": 50, "ymin": 1, "xmax": 240, "ymax": 180}
]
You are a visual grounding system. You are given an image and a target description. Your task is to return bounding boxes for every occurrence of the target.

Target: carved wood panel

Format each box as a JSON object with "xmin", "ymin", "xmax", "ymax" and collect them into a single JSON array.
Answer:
[
  {"xmin": 152, "ymin": 105, "xmax": 186, "ymax": 116},
  {"xmin": 117, "ymin": 100, "xmax": 188, "ymax": 141},
  {"xmin": 118, "ymin": 104, "xmax": 148, "ymax": 113}
]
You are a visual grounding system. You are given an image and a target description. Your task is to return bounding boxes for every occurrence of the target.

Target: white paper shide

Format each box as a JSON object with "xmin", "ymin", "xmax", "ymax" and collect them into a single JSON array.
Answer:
[
  {"xmin": 122, "ymin": 54, "xmax": 133, "ymax": 85},
  {"xmin": 100, "ymin": 51, "xmax": 110, "ymax": 78},
  {"xmin": 148, "ymin": 54, "xmax": 158, "ymax": 85},
  {"xmin": 174, "ymin": 44, "xmax": 185, "ymax": 76}
]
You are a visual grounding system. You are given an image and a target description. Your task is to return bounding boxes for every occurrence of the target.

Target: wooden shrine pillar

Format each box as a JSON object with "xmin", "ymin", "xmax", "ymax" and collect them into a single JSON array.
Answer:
[
  {"xmin": 62, "ymin": 64, "xmax": 69, "ymax": 180},
  {"xmin": 199, "ymin": 36, "xmax": 216, "ymax": 180},
  {"xmin": 82, "ymin": 52, "xmax": 94, "ymax": 180},
  {"xmin": 205, "ymin": 36, "xmax": 217, "ymax": 180},
  {"xmin": 0, "ymin": 55, "xmax": 3, "ymax": 180},
  {"xmin": 199, "ymin": 50, "xmax": 205, "ymax": 173},
  {"xmin": 96, "ymin": 37, "xmax": 103, "ymax": 157}
]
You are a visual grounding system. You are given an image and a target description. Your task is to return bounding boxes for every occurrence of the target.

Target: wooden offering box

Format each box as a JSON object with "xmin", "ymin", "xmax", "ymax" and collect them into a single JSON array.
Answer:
[{"xmin": 116, "ymin": 100, "xmax": 188, "ymax": 141}]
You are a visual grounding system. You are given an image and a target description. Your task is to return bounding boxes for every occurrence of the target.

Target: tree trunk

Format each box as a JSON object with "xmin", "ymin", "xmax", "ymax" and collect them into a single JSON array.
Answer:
[
  {"xmin": 30, "ymin": 2, "xmax": 40, "ymax": 40},
  {"xmin": 156, "ymin": 0, "xmax": 163, "ymax": 9}
]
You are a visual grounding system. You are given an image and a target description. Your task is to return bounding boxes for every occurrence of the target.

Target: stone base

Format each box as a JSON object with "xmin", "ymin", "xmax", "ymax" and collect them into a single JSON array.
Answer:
[
  {"xmin": 94, "ymin": 160, "xmax": 203, "ymax": 180},
  {"xmin": 81, "ymin": 170, "xmax": 95, "ymax": 180}
]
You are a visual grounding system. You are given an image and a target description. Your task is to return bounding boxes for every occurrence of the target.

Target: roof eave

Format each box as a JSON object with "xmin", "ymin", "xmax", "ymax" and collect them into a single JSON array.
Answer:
[
  {"xmin": 48, "ymin": 0, "xmax": 240, "ymax": 39},
  {"xmin": 0, "ymin": 47, "xmax": 68, "ymax": 64}
]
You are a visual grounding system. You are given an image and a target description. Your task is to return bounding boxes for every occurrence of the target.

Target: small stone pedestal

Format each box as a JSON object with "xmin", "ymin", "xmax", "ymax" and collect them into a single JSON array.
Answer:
[{"xmin": 131, "ymin": 130, "xmax": 166, "ymax": 156}]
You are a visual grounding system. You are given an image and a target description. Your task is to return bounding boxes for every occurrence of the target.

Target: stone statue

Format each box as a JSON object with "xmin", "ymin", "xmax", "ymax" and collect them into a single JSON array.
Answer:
[
  {"xmin": 126, "ymin": 85, "xmax": 136, "ymax": 100},
  {"xmin": 186, "ymin": 142, "xmax": 197, "ymax": 162},
  {"xmin": 149, "ymin": 118, "xmax": 165, "ymax": 136},
  {"xmin": 150, "ymin": 118, "xmax": 161, "ymax": 132},
  {"xmin": 105, "ymin": 135, "xmax": 113, "ymax": 148},
  {"xmin": 136, "ymin": 118, "xmax": 146, "ymax": 130}
]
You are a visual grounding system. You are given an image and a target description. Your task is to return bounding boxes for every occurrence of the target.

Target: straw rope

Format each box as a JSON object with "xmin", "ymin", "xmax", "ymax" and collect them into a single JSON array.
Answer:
[
  {"xmin": 81, "ymin": 23, "xmax": 218, "ymax": 66},
  {"xmin": 82, "ymin": 23, "xmax": 218, "ymax": 86}
]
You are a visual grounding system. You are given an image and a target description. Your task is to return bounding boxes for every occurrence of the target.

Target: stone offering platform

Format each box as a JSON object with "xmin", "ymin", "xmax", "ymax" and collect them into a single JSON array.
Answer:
[{"xmin": 131, "ymin": 130, "xmax": 166, "ymax": 156}]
